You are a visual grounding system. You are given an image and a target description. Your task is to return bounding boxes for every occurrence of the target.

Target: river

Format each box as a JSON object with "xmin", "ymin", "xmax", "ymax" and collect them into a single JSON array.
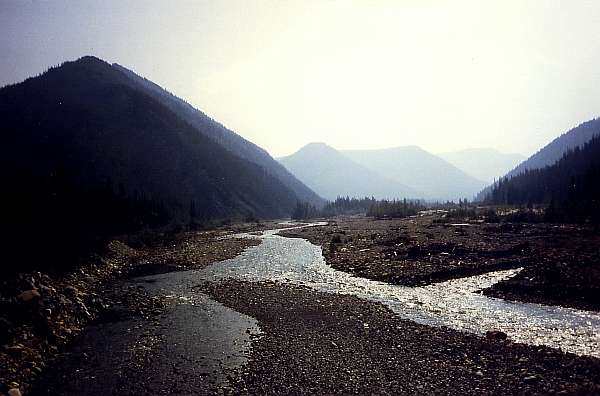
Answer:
[{"xmin": 191, "ymin": 223, "xmax": 600, "ymax": 358}]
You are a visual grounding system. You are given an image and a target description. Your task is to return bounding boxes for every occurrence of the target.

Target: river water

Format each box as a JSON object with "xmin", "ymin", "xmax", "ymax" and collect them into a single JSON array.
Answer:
[{"xmin": 197, "ymin": 224, "xmax": 600, "ymax": 358}]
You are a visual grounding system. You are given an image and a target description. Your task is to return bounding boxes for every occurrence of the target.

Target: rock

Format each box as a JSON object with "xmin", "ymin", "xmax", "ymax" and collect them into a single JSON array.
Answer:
[
  {"xmin": 486, "ymin": 330, "xmax": 507, "ymax": 340},
  {"xmin": 523, "ymin": 375, "xmax": 538, "ymax": 383},
  {"xmin": 475, "ymin": 370, "xmax": 484, "ymax": 377},
  {"xmin": 4, "ymin": 344, "xmax": 25, "ymax": 356},
  {"xmin": 8, "ymin": 388, "xmax": 22, "ymax": 396},
  {"xmin": 64, "ymin": 285, "xmax": 78, "ymax": 297},
  {"xmin": 17, "ymin": 289, "xmax": 41, "ymax": 303}
]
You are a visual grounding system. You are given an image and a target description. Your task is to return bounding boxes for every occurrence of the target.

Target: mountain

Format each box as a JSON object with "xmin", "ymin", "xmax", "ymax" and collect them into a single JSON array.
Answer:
[
  {"xmin": 0, "ymin": 55, "xmax": 307, "ymax": 220},
  {"xmin": 485, "ymin": 136, "xmax": 600, "ymax": 223},
  {"xmin": 0, "ymin": 56, "xmax": 315, "ymax": 270},
  {"xmin": 342, "ymin": 146, "xmax": 487, "ymax": 201},
  {"xmin": 507, "ymin": 118, "xmax": 600, "ymax": 178},
  {"xmin": 437, "ymin": 148, "xmax": 525, "ymax": 183},
  {"xmin": 278, "ymin": 143, "xmax": 419, "ymax": 200},
  {"xmin": 112, "ymin": 63, "xmax": 323, "ymax": 208},
  {"xmin": 476, "ymin": 118, "xmax": 600, "ymax": 201}
]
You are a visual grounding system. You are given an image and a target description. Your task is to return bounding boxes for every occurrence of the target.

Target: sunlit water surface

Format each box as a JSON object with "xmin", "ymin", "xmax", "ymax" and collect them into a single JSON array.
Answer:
[{"xmin": 198, "ymin": 224, "xmax": 600, "ymax": 358}]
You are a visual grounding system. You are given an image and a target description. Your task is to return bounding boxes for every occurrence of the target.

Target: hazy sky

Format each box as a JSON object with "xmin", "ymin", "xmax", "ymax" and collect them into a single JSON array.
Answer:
[{"xmin": 2, "ymin": 1, "xmax": 600, "ymax": 157}]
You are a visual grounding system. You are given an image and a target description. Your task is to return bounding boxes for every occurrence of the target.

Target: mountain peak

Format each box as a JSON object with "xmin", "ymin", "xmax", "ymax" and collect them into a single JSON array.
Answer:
[
  {"xmin": 76, "ymin": 55, "xmax": 107, "ymax": 64},
  {"xmin": 303, "ymin": 142, "xmax": 333, "ymax": 149},
  {"xmin": 295, "ymin": 142, "xmax": 338, "ymax": 155},
  {"xmin": 66, "ymin": 55, "xmax": 112, "ymax": 71}
]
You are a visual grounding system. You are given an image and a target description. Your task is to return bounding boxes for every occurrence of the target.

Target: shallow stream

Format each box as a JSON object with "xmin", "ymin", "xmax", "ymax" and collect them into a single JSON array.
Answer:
[{"xmin": 196, "ymin": 224, "xmax": 600, "ymax": 358}]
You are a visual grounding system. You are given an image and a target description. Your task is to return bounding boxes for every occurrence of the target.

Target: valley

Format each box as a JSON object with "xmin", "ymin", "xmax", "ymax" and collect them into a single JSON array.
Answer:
[{"xmin": 1, "ymin": 47, "xmax": 600, "ymax": 395}]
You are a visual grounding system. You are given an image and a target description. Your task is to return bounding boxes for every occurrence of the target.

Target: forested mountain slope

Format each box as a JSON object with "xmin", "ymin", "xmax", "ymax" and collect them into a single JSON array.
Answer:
[
  {"xmin": 507, "ymin": 118, "xmax": 600, "ymax": 178},
  {"xmin": 112, "ymin": 63, "xmax": 324, "ymax": 207},
  {"xmin": 486, "ymin": 136, "xmax": 600, "ymax": 222},
  {"xmin": 477, "ymin": 118, "xmax": 600, "ymax": 201},
  {"xmin": 0, "ymin": 56, "xmax": 305, "ymax": 271}
]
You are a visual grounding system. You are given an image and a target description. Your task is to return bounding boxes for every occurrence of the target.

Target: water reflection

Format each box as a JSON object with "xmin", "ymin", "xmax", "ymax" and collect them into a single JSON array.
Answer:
[{"xmin": 200, "ymin": 224, "xmax": 600, "ymax": 358}]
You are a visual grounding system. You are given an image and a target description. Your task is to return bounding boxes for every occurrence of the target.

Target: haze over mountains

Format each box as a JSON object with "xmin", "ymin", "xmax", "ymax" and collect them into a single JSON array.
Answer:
[
  {"xmin": 279, "ymin": 144, "xmax": 488, "ymax": 202},
  {"xmin": 437, "ymin": 148, "xmax": 525, "ymax": 183},
  {"xmin": 342, "ymin": 147, "xmax": 486, "ymax": 201},
  {"xmin": 278, "ymin": 143, "xmax": 418, "ymax": 200},
  {"xmin": 3, "ymin": 55, "xmax": 598, "ymax": 230}
]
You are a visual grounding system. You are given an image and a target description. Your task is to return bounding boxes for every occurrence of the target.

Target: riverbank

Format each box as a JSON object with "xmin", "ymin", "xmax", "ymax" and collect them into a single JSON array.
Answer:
[
  {"xmin": 203, "ymin": 280, "xmax": 600, "ymax": 395},
  {"xmin": 6, "ymin": 220, "xmax": 600, "ymax": 394},
  {"xmin": 279, "ymin": 215, "xmax": 600, "ymax": 311},
  {"xmin": 0, "ymin": 222, "xmax": 270, "ymax": 395}
]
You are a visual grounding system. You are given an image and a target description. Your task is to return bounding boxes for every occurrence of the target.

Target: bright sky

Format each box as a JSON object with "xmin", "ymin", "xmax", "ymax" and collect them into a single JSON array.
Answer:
[{"xmin": 2, "ymin": 0, "xmax": 600, "ymax": 157}]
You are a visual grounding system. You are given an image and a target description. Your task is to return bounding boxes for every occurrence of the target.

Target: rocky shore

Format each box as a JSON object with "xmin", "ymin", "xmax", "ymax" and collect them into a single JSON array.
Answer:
[
  {"xmin": 204, "ymin": 280, "xmax": 600, "ymax": 395},
  {"xmin": 0, "ymin": 225, "xmax": 262, "ymax": 396},
  {"xmin": 279, "ymin": 215, "xmax": 600, "ymax": 311}
]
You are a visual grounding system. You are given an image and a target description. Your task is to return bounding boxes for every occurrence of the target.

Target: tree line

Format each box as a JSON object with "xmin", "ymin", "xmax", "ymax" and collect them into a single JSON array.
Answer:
[
  {"xmin": 292, "ymin": 196, "xmax": 425, "ymax": 220},
  {"xmin": 485, "ymin": 135, "xmax": 600, "ymax": 223}
]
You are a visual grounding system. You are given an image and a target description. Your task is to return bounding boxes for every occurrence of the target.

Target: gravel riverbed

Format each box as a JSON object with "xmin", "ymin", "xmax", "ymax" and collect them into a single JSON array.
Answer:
[{"xmin": 204, "ymin": 280, "xmax": 600, "ymax": 395}]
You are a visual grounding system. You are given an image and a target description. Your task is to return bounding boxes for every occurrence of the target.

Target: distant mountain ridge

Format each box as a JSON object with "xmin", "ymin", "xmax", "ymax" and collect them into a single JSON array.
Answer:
[
  {"xmin": 279, "ymin": 143, "xmax": 487, "ymax": 201},
  {"xmin": 342, "ymin": 146, "xmax": 486, "ymax": 201},
  {"xmin": 437, "ymin": 148, "xmax": 525, "ymax": 183},
  {"xmin": 278, "ymin": 143, "xmax": 419, "ymax": 200}
]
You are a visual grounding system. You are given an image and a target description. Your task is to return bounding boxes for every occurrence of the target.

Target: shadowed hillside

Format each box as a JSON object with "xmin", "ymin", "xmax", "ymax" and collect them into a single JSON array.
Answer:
[
  {"xmin": 0, "ymin": 56, "xmax": 308, "ymax": 272},
  {"xmin": 485, "ymin": 136, "xmax": 600, "ymax": 223},
  {"xmin": 438, "ymin": 148, "xmax": 525, "ymax": 183},
  {"xmin": 477, "ymin": 118, "xmax": 600, "ymax": 201},
  {"xmin": 508, "ymin": 118, "xmax": 600, "ymax": 178},
  {"xmin": 112, "ymin": 64, "xmax": 324, "ymax": 208}
]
